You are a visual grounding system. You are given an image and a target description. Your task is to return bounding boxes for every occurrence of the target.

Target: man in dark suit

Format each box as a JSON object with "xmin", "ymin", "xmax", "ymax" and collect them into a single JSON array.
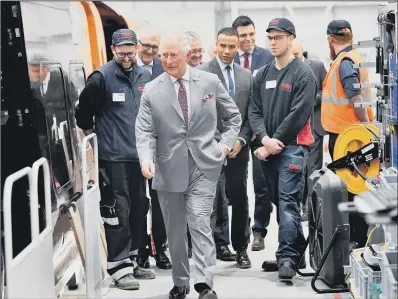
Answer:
[
  {"xmin": 198, "ymin": 27, "xmax": 252, "ymax": 269},
  {"xmin": 232, "ymin": 15, "xmax": 274, "ymax": 252},
  {"xmin": 292, "ymin": 40, "xmax": 327, "ymax": 221},
  {"xmin": 135, "ymin": 28, "xmax": 172, "ymax": 270}
]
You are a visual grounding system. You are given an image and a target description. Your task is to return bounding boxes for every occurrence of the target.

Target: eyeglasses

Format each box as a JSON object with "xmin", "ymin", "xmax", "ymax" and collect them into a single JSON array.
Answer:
[
  {"xmin": 115, "ymin": 51, "xmax": 136, "ymax": 58},
  {"xmin": 190, "ymin": 48, "xmax": 205, "ymax": 55},
  {"xmin": 139, "ymin": 40, "xmax": 160, "ymax": 52},
  {"xmin": 267, "ymin": 35, "xmax": 289, "ymax": 41}
]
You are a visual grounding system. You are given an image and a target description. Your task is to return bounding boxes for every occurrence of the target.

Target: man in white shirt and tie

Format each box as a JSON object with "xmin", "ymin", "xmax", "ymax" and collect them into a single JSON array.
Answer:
[
  {"xmin": 198, "ymin": 27, "xmax": 253, "ymax": 269},
  {"xmin": 232, "ymin": 15, "xmax": 274, "ymax": 252},
  {"xmin": 135, "ymin": 27, "xmax": 172, "ymax": 271}
]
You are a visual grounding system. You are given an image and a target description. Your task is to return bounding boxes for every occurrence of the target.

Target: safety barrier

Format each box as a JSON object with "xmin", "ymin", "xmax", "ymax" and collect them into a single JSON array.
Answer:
[
  {"xmin": 3, "ymin": 158, "xmax": 54, "ymax": 298},
  {"xmin": 81, "ymin": 133, "xmax": 103, "ymax": 298}
]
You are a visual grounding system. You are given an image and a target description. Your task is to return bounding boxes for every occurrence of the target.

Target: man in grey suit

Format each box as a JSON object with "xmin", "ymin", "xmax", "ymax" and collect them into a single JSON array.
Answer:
[
  {"xmin": 135, "ymin": 33, "xmax": 241, "ymax": 299},
  {"xmin": 292, "ymin": 40, "xmax": 327, "ymax": 221},
  {"xmin": 198, "ymin": 27, "xmax": 252, "ymax": 269}
]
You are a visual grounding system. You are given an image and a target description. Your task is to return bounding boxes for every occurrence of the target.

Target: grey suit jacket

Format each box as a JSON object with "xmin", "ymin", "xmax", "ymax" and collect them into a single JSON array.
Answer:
[
  {"xmin": 135, "ymin": 66, "xmax": 242, "ymax": 192},
  {"xmin": 305, "ymin": 59, "xmax": 327, "ymax": 137},
  {"xmin": 197, "ymin": 58, "xmax": 252, "ymax": 161}
]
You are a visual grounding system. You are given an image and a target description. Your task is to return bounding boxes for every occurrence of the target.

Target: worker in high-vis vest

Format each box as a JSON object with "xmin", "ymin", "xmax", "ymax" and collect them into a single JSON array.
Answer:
[
  {"xmin": 322, "ymin": 20, "xmax": 374, "ymax": 158},
  {"xmin": 322, "ymin": 20, "xmax": 374, "ymax": 250}
]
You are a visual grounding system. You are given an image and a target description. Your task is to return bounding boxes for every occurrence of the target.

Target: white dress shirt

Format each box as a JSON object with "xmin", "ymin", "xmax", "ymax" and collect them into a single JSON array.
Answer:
[
  {"xmin": 215, "ymin": 56, "xmax": 235, "ymax": 95},
  {"xmin": 169, "ymin": 67, "xmax": 191, "ymax": 119},
  {"xmin": 238, "ymin": 47, "xmax": 254, "ymax": 69},
  {"xmin": 42, "ymin": 71, "xmax": 50, "ymax": 94},
  {"xmin": 136, "ymin": 56, "xmax": 154, "ymax": 75},
  {"xmin": 215, "ymin": 57, "xmax": 246, "ymax": 146}
]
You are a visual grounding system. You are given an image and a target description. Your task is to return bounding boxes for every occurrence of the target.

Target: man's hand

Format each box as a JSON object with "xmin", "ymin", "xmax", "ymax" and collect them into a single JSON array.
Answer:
[
  {"xmin": 261, "ymin": 136, "xmax": 284, "ymax": 155},
  {"xmin": 141, "ymin": 160, "xmax": 155, "ymax": 179},
  {"xmin": 254, "ymin": 146, "xmax": 270, "ymax": 161},
  {"xmin": 218, "ymin": 143, "xmax": 230, "ymax": 158},
  {"xmin": 228, "ymin": 140, "xmax": 242, "ymax": 159}
]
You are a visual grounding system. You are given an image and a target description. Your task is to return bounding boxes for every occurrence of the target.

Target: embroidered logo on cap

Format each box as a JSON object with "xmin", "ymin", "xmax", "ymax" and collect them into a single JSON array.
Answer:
[
  {"xmin": 122, "ymin": 32, "xmax": 132, "ymax": 39},
  {"xmin": 270, "ymin": 19, "xmax": 279, "ymax": 25}
]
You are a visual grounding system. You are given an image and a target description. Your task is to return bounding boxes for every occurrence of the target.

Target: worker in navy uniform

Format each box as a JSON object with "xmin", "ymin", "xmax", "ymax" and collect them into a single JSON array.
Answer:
[
  {"xmin": 249, "ymin": 18, "xmax": 317, "ymax": 279},
  {"xmin": 75, "ymin": 29, "xmax": 155, "ymax": 290},
  {"xmin": 291, "ymin": 39, "xmax": 327, "ymax": 222},
  {"xmin": 232, "ymin": 15, "xmax": 274, "ymax": 252},
  {"xmin": 135, "ymin": 27, "xmax": 172, "ymax": 271},
  {"xmin": 198, "ymin": 27, "xmax": 252, "ymax": 269}
]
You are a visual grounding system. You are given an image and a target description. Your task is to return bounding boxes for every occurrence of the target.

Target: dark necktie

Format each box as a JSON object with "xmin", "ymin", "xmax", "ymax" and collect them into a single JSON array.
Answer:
[
  {"xmin": 243, "ymin": 52, "xmax": 250, "ymax": 70},
  {"xmin": 225, "ymin": 66, "xmax": 235, "ymax": 98},
  {"xmin": 177, "ymin": 79, "xmax": 189, "ymax": 123}
]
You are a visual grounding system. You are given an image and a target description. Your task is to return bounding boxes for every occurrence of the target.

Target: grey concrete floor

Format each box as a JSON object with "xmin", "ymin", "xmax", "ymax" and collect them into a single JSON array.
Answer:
[{"xmin": 64, "ymin": 139, "xmax": 350, "ymax": 299}]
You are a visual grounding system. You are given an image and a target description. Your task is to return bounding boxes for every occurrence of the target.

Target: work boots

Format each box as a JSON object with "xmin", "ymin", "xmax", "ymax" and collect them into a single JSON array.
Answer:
[
  {"xmin": 114, "ymin": 274, "xmax": 140, "ymax": 290},
  {"xmin": 251, "ymin": 232, "xmax": 265, "ymax": 251}
]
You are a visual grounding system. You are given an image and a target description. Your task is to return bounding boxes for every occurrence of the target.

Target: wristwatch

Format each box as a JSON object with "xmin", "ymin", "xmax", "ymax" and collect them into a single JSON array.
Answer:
[{"xmin": 238, "ymin": 139, "xmax": 245, "ymax": 147}]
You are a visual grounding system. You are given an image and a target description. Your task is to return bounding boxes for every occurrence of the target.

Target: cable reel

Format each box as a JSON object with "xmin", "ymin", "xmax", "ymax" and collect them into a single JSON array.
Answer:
[{"xmin": 328, "ymin": 124, "xmax": 381, "ymax": 194}]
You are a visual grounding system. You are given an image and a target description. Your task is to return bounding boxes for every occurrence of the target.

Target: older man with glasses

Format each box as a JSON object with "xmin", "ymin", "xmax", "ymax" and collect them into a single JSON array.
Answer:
[
  {"xmin": 136, "ymin": 27, "xmax": 164, "ymax": 80},
  {"xmin": 134, "ymin": 27, "xmax": 173, "ymax": 272},
  {"xmin": 185, "ymin": 30, "xmax": 205, "ymax": 67}
]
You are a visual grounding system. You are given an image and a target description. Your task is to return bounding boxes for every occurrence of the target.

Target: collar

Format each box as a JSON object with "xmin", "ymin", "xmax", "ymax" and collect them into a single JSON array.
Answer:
[
  {"xmin": 169, "ymin": 66, "xmax": 190, "ymax": 84},
  {"xmin": 333, "ymin": 45, "xmax": 353, "ymax": 60},
  {"xmin": 238, "ymin": 46, "xmax": 254, "ymax": 57},
  {"xmin": 136, "ymin": 56, "xmax": 154, "ymax": 67},
  {"xmin": 43, "ymin": 71, "xmax": 50, "ymax": 86},
  {"xmin": 113, "ymin": 58, "xmax": 143, "ymax": 77},
  {"xmin": 216, "ymin": 56, "xmax": 234, "ymax": 71}
]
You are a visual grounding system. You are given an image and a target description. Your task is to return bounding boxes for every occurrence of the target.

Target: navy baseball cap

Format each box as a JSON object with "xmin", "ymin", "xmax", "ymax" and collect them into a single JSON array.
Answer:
[
  {"xmin": 112, "ymin": 29, "xmax": 137, "ymax": 46},
  {"xmin": 327, "ymin": 20, "xmax": 352, "ymax": 36},
  {"xmin": 266, "ymin": 18, "xmax": 296, "ymax": 38}
]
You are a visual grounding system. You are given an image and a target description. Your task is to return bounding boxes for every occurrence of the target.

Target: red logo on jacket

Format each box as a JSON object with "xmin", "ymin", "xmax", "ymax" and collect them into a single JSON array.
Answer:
[
  {"xmin": 138, "ymin": 86, "xmax": 145, "ymax": 92},
  {"xmin": 280, "ymin": 83, "xmax": 292, "ymax": 91}
]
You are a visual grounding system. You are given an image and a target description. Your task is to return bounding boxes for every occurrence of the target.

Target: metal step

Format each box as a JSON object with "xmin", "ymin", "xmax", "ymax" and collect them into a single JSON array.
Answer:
[{"xmin": 353, "ymin": 39, "xmax": 380, "ymax": 49}]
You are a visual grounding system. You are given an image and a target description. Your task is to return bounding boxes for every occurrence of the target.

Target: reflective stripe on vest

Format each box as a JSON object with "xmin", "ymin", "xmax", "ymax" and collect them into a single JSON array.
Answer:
[{"xmin": 321, "ymin": 49, "xmax": 374, "ymax": 134}]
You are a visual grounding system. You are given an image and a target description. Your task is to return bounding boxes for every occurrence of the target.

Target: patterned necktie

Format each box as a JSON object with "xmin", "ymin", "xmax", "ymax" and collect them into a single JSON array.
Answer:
[
  {"xmin": 243, "ymin": 52, "xmax": 250, "ymax": 70},
  {"xmin": 225, "ymin": 66, "xmax": 235, "ymax": 98},
  {"xmin": 177, "ymin": 79, "xmax": 189, "ymax": 123}
]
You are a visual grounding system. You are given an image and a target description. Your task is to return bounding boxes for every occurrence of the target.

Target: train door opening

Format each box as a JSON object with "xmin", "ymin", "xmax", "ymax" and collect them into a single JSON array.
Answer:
[{"xmin": 92, "ymin": 1, "xmax": 129, "ymax": 62}]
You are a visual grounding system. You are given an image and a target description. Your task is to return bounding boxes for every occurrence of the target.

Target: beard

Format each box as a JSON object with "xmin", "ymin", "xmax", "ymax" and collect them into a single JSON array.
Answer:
[{"xmin": 328, "ymin": 40, "xmax": 336, "ymax": 60}]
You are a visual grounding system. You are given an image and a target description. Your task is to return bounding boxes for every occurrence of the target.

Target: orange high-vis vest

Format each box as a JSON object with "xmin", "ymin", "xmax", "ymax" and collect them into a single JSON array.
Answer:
[{"xmin": 321, "ymin": 48, "xmax": 374, "ymax": 134}]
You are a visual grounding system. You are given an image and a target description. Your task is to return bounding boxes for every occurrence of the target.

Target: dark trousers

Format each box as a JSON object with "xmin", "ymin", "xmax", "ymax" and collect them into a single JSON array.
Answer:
[
  {"xmin": 251, "ymin": 151, "xmax": 273, "ymax": 238},
  {"xmin": 98, "ymin": 160, "xmax": 146, "ymax": 264},
  {"xmin": 211, "ymin": 170, "xmax": 230, "ymax": 246},
  {"xmin": 302, "ymin": 133, "xmax": 324, "ymax": 210},
  {"xmin": 211, "ymin": 148, "xmax": 250, "ymax": 250},
  {"xmin": 139, "ymin": 179, "xmax": 168, "ymax": 255},
  {"xmin": 328, "ymin": 133, "xmax": 369, "ymax": 247},
  {"xmin": 261, "ymin": 145, "xmax": 307, "ymax": 265}
]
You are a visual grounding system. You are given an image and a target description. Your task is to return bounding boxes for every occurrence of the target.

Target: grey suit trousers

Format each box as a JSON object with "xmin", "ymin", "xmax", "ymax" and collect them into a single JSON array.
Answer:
[{"xmin": 158, "ymin": 153, "xmax": 218, "ymax": 288}]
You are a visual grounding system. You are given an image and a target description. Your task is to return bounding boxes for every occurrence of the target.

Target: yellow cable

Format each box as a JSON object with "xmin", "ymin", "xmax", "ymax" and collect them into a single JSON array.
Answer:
[{"xmin": 345, "ymin": 226, "xmax": 379, "ymax": 281}]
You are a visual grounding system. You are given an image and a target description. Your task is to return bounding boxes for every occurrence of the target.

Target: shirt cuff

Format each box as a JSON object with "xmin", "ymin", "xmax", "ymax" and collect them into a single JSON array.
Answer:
[{"xmin": 238, "ymin": 137, "xmax": 247, "ymax": 146}]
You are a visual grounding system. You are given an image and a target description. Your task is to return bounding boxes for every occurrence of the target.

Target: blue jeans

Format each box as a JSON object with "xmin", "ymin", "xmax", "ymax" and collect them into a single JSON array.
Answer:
[{"xmin": 261, "ymin": 145, "xmax": 308, "ymax": 265}]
